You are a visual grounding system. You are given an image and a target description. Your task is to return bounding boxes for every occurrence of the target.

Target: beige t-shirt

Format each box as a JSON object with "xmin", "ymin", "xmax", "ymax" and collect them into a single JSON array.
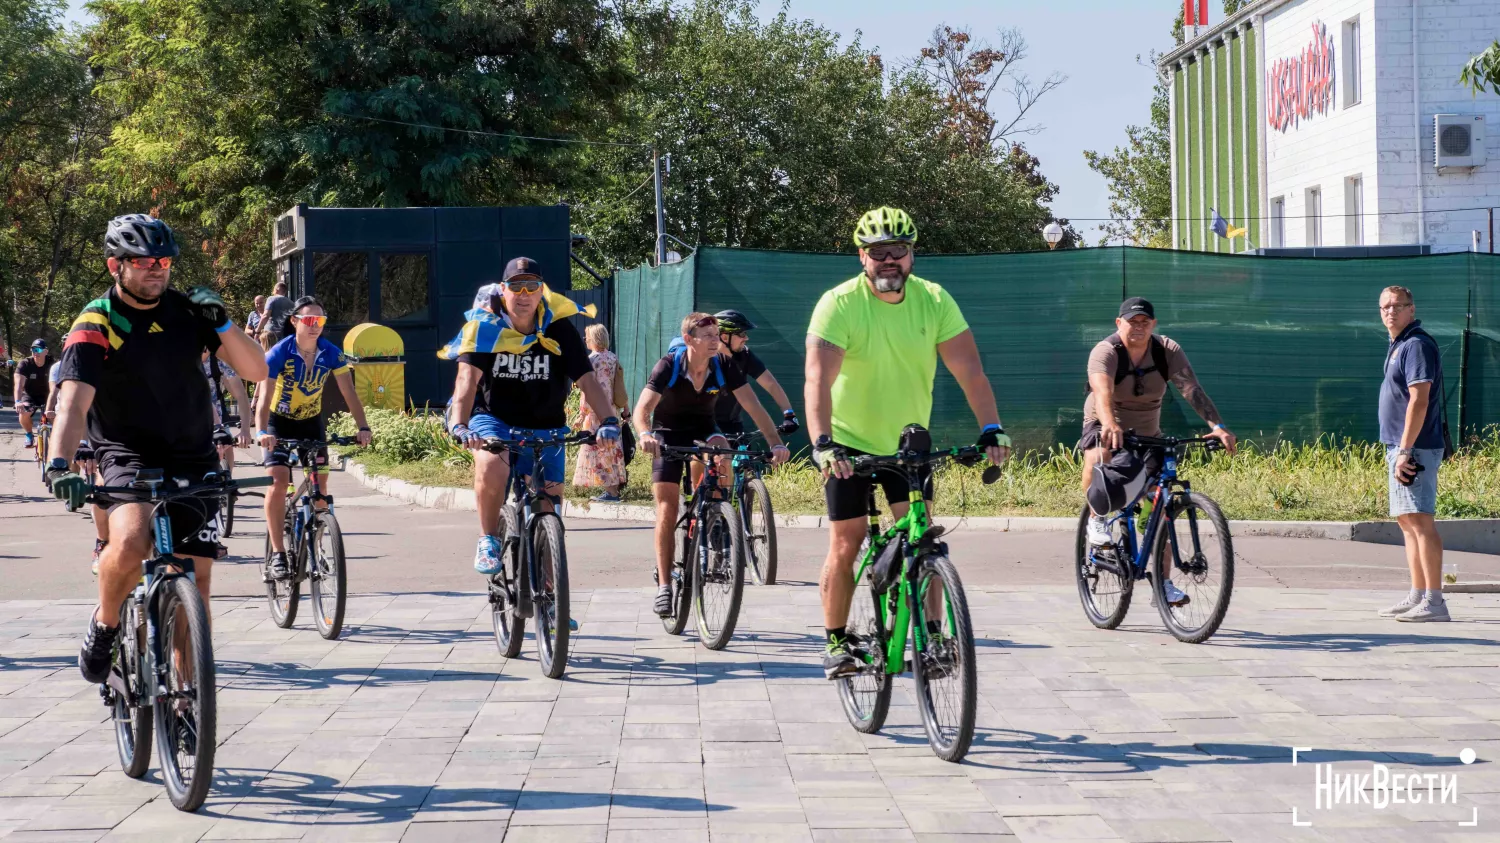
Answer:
[{"xmin": 1081, "ymin": 334, "xmax": 1194, "ymax": 437}]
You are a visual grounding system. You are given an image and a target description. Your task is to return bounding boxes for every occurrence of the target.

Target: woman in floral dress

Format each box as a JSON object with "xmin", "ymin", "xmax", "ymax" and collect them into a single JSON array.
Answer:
[{"xmin": 573, "ymin": 324, "xmax": 629, "ymax": 500}]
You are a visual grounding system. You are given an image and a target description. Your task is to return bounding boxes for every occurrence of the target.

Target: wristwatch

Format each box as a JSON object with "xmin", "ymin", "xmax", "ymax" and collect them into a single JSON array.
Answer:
[
  {"xmin": 813, "ymin": 434, "xmax": 834, "ymax": 450},
  {"xmin": 48, "ymin": 457, "xmax": 69, "ymax": 472}
]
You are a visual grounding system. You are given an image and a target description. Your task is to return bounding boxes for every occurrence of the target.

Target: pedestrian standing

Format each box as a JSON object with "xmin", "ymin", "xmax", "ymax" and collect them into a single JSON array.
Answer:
[
  {"xmin": 573, "ymin": 324, "xmax": 629, "ymax": 501},
  {"xmin": 260, "ymin": 281, "xmax": 294, "ymax": 351},
  {"xmin": 246, "ymin": 295, "xmax": 267, "ymax": 337},
  {"xmin": 1376, "ymin": 285, "xmax": 1450, "ymax": 623}
]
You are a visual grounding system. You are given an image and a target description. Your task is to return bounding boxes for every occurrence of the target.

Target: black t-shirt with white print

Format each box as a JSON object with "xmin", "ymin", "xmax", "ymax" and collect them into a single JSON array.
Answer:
[{"xmin": 459, "ymin": 317, "xmax": 593, "ymax": 429}]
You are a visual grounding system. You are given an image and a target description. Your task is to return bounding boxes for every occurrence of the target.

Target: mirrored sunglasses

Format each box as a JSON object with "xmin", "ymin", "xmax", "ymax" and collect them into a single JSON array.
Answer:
[
  {"xmin": 293, "ymin": 314, "xmax": 327, "ymax": 328},
  {"xmin": 123, "ymin": 256, "xmax": 172, "ymax": 270},
  {"xmin": 867, "ymin": 245, "xmax": 909, "ymax": 261},
  {"xmin": 506, "ymin": 278, "xmax": 542, "ymax": 293}
]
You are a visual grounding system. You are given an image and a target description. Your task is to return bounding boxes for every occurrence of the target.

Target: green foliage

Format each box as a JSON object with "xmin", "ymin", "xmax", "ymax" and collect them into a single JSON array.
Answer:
[
  {"xmin": 1461, "ymin": 41, "xmax": 1500, "ymax": 95},
  {"xmin": 1083, "ymin": 67, "xmax": 1172, "ymax": 247},
  {"xmin": 329, "ymin": 407, "xmax": 470, "ymax": 466}
]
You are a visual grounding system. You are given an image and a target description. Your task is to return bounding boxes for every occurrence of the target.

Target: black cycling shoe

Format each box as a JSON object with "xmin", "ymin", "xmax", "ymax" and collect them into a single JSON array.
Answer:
[
  {"xmin": 269, "ymin": 551, "xmax": 291, "ymax": 580},
  {"xmin": 654, "ymin": 586, "xmax": 674, "ymax": 617},
  {"xmin": 822, "ymin": 638, "xmax": 860, "ymax": 680},
  {"xmin": 79, "ymin": 616, "xmax": 120, "ymax": 684}
]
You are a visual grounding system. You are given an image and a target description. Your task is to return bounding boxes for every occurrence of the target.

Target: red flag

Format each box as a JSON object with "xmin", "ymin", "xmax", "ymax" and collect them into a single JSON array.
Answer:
[
  {"xmin": 1199, "ymin": 0, "xmax": 1209, "ymax": 26},
  {"xmin": 1185, "ymin": 0, "xmax": 1195, "ymax": 26}
]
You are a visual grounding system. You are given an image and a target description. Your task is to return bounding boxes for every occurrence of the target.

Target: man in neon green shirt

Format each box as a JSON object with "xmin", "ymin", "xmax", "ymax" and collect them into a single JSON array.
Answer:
[{"xmin": 806, "ymin": 206, "xmax": 1013, "ymax": 678}]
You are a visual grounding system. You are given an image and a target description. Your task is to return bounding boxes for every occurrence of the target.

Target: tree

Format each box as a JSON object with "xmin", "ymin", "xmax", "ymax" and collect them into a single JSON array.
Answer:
[
  {"xmin": 1082, "ymin": 63, "xmax": 1171, "ymax": 246},
  {"xmin": 913, "ymin": 26, "xmax": 1066, "ymax": 156},
  {"xmin": 1461, "ymin": 41, "xmax": 1500, "ymax": 95}
]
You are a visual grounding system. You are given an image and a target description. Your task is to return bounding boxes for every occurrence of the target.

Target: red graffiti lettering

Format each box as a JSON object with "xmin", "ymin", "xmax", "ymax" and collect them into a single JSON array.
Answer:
[{"xmin": 1266, "ymin": 22, "xmax": 1335, "ymax": 132}]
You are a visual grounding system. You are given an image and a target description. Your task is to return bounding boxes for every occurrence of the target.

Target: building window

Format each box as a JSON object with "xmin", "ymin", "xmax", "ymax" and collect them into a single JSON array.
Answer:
[
  {"xmin": 379, "ymin": 253, "xmax": 430, "ymax": 322},
  {"xmin": 1305, "ymin": 187, "xmax": 1323, "ymax": 247},
  {"xmin": 1344, "ymin": 176, "xmax": 1364, "ymax": 246},
  {"xmin": 313, "ymin": 252, "xmax": 369, "ymax": 326},
  {"xmin": 1270, "ymin": 197, "xmax": 1285, "ymax": 248},
  {"xmin": 1342, "ymin": 18, "xmax": 1361, "ymax": 108}
]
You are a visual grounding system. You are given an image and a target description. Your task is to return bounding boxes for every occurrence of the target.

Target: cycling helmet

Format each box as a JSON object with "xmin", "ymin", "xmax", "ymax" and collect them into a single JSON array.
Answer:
[
  {"xmin": 852, "ymin": 206, "xmax": 918, "ymax": 248},
  {"xmin": 714, "ymin": 310, "xmax": 756, "ymax": 334},
  {"xmin": 104, "ymin": 213, "xmax": 180, "ymax": 259}
]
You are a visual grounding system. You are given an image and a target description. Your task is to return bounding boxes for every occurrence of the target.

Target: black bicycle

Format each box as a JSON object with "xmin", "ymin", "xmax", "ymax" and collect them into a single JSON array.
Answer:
[
  {"xmin": 264, "ymin": 437, "xmax": 355, "ymax": 640},
  {"xmin": 658, "ymin": 443, "xmax": 755, "ymax": 650},
  {"xmin": 722, "ymin": 431, "xmax": 778, "ymax": 585},
  {"xmin": 1075, "ymin": 433, "xmax": 1234, "ymax": 644},
  {"xmin": 475, "ymin": 431, "xmax": 595, "ymax": 678},
  {"xmin": 210, "ymin": 423, "xmax": 238, "ymax": 538},
  {"xmin": 79, "ymin": 469, "xmax": 274, "ymax": 812}
]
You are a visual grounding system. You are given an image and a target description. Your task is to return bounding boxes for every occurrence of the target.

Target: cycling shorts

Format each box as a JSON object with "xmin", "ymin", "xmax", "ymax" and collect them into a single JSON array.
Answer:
[
  {"xmin": 469, "ymin": 414, "xmax": 567, "ymax": 485},
  {"xmin": 263, "ymin": 414, "xmax": 328, "ymax": 469},
  {"xmin": 823, "ymin": 442, "xmax": 934, "ymax": 523},
  {"xmin": 96, "ymin": 451, "xmax": 221, "ymax": 559}
]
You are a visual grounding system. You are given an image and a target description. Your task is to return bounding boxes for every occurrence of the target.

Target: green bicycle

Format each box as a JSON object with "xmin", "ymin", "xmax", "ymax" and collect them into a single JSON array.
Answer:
[{"xmin": 835, "ymin": 425, "xmax": 1000, "ymax": 763}]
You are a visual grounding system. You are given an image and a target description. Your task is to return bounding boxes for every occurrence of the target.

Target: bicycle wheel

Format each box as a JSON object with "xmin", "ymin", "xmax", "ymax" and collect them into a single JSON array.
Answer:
[
  {"xmin": 532, "ymin": 514, "xmax": 571, "ymax": 679},
  {"xmin": 910, "ymin": 555, "xmax": 977, "ymax": 763},
  {"xmin": 112, "ymin": 598, "xmax": 152, "ymax": 778},
  {"xmin": 154, "ymin": 576, "xmax": 217, "ymax": 812},
  {"xmin": 837, "ymin": 558, "xmax": 892, "ymax": 734},
  {"xmin": 264, "ymin": 508, "xmax": 299, "ymax": 628},
  {"xmin": 1074, "ymin": 505, "xmax": 1133, "ymax": 629},
  {"xmin": 309, "ymin": 514, "xmax": 347, "ymax": 640},
  {"xmin": 36, "ymin": 428, "xmax": 50, "ymax": 483},
  {"xmin": 218, "ymin": 457, "xmax": 235, "ymax": 538},
  {"xmin": 1152, "ymin": 492, "xmax": 1234, "ymax": 644},
  {"xmin": 661, "ymin": 520, "xmax": 692, "ymax": 635},
  {"xmin": 693, "ymin": 502, "xmax": 745, "ymax": 650},
  {"xmin": 741, "ymin": 476, "xmax": 778, "ymax": 585}
]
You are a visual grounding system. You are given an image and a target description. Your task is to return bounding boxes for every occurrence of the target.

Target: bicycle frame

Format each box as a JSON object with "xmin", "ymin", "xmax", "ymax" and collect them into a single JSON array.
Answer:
[
  {"xmin": 852, "ymin": 481, "xmax": 939, "ymax": 676},
  {"xmin": 502, "ymin": 442, "xmax": 557, "ymax": 619},
  {"xmin": 1097, "ymin": 448, "xmax": 1204, "ymax": 581},
  {"xmin": 280, "ymin": 446, "xmax": 335, "ymax": 576}
]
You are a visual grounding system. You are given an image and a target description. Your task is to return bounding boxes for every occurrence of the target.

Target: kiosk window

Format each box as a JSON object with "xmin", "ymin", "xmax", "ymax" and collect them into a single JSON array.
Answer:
[
  {"xmin": 380, "ymin": 254, "xmax": 430, "ymax": 322},
  {"xmin": 314, "ymin": 252, "xmax": 369, "ymax": 325}
]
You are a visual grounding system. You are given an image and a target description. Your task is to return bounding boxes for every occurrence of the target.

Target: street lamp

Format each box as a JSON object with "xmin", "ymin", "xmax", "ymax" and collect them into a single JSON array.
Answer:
[{"xmin": 1043, "ymin": 222, "xmax": 1064, "ymax": 250}]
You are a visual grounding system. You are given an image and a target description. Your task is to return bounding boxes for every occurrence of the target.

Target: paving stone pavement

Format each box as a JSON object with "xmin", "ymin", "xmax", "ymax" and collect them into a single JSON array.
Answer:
[{"xmin": 3, "ymin": 584, "xmax": 1499, "ymax": 842}]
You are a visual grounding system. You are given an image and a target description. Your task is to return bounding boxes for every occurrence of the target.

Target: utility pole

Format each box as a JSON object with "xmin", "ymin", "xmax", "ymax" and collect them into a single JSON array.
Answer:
[{"xmin": 653, "ymin": 147, "xmax": 666, "ymax": 267}]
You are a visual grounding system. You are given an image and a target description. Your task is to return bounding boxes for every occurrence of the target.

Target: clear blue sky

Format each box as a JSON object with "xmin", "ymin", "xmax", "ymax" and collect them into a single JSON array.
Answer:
[{"xmin": 64, "ymin": 0, "xmax": 1177, "ymax": 242}]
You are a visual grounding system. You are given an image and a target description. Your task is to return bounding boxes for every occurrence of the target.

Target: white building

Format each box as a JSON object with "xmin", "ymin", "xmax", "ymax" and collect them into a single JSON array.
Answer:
[{"xmin": 1159, "ymin": 0, "xmax": 1500, "ymax": 253}]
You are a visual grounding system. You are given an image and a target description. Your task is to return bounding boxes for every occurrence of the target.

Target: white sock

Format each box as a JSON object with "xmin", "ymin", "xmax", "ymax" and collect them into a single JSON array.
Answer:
[
  {"xmin": 1403, "ymin": 587, "xmax": 1421, "ymax": 604},
  {"xmin": 1426, "ymin": 589, "xmax": 1445, "ymax": 604}
]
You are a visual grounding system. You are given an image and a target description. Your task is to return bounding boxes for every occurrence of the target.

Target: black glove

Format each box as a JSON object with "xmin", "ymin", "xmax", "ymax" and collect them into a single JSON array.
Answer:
[
  {"xmin": 976, "ymin": 424, "xmax": 1012, "ymax": 450},
  {"xmin": 48, "ymin": 462, "xmax": 87, "ymax": 511},
  {"xmin": 185, "ymin": 286, "xmax": 230, "ymax": 331},
  {"xmin": 777, "ymin": 409, "xmax": 800, "ymax": 435}
]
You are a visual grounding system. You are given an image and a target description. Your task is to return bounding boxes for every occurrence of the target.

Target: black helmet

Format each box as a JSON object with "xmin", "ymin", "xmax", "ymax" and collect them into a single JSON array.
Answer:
[
  {"xmin": 104, "ymin": 214, "xmax": 180, "ymax": 259},
  {"xmin": 714, "ymin": 310, "xmax": 756, "ymax": 334}
]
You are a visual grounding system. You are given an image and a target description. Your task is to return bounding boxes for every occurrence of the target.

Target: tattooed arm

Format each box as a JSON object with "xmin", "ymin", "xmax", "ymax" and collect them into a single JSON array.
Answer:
[
  {"xmin": 1170, "ymin": 353, "xmax": 1237, "ymax": 452},
  {"xmin": 804, "ymin": 334, "xmax": 845, "ymax": 445}
]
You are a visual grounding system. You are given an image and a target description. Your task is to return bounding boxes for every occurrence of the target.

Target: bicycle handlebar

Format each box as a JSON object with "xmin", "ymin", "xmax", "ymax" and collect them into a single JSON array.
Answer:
[
  {"xmin": 1123, "ymin": 433, "xmax": 1224, "ymax": 453},
  {"xmin": 274, "ymin": 436, "xmax": 359, "ymax": 449},
  {"xmin": 846, "ymin": 445, "xmax": 988, "ymax": 476},
  {"xmin": 86, "ymin": 473, "xmax": 274, "ymax": 505},
  {"xmin": 469, "ymin": 431, "xmax": 597, "ymax": 453},
  {"xmin": 658, "ymin": 443, "xmax": 768, "ymax": 459}
]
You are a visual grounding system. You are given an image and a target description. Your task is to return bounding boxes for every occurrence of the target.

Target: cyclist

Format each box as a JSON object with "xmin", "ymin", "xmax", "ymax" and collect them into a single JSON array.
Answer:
[
  {"xmin": 634, "ymin": 312, "xmax": 791, "ymax": 617},
  {"xmin": 445, "ymin": 257, "xmax": 620, "ymax": 577},
  {"xmin": 45, "ymin": 214, "xmax": 268, "ymax": 685},
  {"xmin": 256, "ymin": 297, "xmax": 373, "ymax": 579},
  {"xmin": 712, "ymin": 310, "xmax": 800, "ymax": 438},
  {"xmin": 45, "ymin": 363, "xmax": 106, "ymax": 571},
  {"xmin": 806, "ymin": 206, "xmax": 1012, "ymax": 680},
  {"xmin": 1079, "ymin": 297, "xmax": 1236, "ymax": 606},
  {"xmin": 14, "ymin": 338, "xmax": 54, "ymax": 449}
]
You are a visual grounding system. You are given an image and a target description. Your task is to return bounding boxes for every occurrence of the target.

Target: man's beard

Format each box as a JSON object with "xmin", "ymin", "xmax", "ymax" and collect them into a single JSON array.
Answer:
[
  {"xmin": 872, "ymin": 268, "xmax": 908, "ymax": 293},
  {"xmin": 118, "ymin": 274, "xmax": 164, "ymax": 305}
]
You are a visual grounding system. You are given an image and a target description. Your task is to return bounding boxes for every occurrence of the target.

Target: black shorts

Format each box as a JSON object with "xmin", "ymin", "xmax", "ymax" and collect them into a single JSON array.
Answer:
[
  {"xmin": 650, "ymin": 429, "xmax": 718, "ymax": 486},
  {"xmin": 263, "ymin": 415, "xmax": 328, "ymax": 469},
  {"xmin": 97, "ymin": 451, "xmax": 221, "ymax": 559},
  {"xmin": 824, "ymin": 443, "xmax": 935, "ymax": 523},
  {"xmin": 1079, "ymin": 418, "xmax": 1104, "ymax": 451}
]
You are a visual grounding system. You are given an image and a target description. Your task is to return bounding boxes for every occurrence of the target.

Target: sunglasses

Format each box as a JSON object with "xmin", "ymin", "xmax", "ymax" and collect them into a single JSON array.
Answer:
[
  {"xmin": 292, "ymin": 314, "xmax": 327, "ymax": 328},
  {"xmin": 122, "ymin": 256, "xmax": 172, "ymax": 270},
  {"xmin": 505, "ymin": 278, "xmax": 542, "ymax": 294},
  {"xmin": 867, "ymin": 245, "xmax": 909, "ymax": 262}
]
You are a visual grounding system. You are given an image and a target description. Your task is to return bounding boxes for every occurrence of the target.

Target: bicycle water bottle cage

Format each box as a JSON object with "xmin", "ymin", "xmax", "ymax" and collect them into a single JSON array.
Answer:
[
  {"xmin": 899, "ymin": 424, "xmax": 932, "ymax": 455},
  {"xmin": 870, "ymin": 537, "xmax": 903, "ymax": 594}
]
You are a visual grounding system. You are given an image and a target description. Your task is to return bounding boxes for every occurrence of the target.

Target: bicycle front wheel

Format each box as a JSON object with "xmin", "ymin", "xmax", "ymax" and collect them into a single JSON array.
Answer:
[
  {"xmin": 218, "ymin": 457, "xmax": 235, "ymax": 538},
  {"xmin": 264, "ymin": 527, "xmax": 299, "ymax": 629},
  {"xmin": 693, "ymin": 502, "xmax": 745, "ymax": 650},
  {"xmin": 532, "ymin": 514, "xmax": 570, "ymax": 679},
  {"xmin": 154, "ymin": 577, "xmax": 217, "ymax": 812},
  {"xmin": 112, "ymin": 598, "xmax": 152, "ymax": 778},
  {"xmin": 742, "ymin": 477, "xmax": 778, "ymax": 585},
  {"xmin": 661, "ymin": 521, "xmax": 692, "ymax": 636},
  {"xmin": 36, "ymin": 429, "xmax": 50, "ymax": 482},
  {"xmin": 1153, "ymin": 492, "xmax": 1234, "ymax": 644},
  {"xmin": 837, "ymin": 556, "xmax": 891, "ymax": 734},
  {"xmin": 1075, "ymin": 505, "xmax": 1133, "ymax": 629},
  {"xmin": 910, "ymin": 555, "xmax": 977, "ymax": 763},
  {"xmin": 309, "ymin": 514, "xmax": 347, "ymax": 640}
]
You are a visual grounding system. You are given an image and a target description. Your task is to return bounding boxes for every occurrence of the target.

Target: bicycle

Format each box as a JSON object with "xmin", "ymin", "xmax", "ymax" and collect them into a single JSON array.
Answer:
[
  {"xmin": 1074, "ymin": 433, "xmax": 1234, "ymax": 644},
  {"xmin": 475, "ymin": 430, "xmax": 595, "ymax": 678},
  {"xmin": 211, "ymin": 423, "xmax": 237, "ymax": 538},
  {"xmin": 263, "ymin": 436, "xmax": 355, "ymax": 640},
  {"xmin": 722, "ymin": 431, "xmax": 778, "ymax": 585},
  {"xmin": 33, "ymin": 418, "xmax": 51, "ymax": 484},
  {"xmin": 78, "ymin": 469, "xmax": 273, "ymax": 812},
  {"xmin": 836, "ymin": 425, "xmax": 1000, "ymax": 763},
  {"xmin": 658, "ymin": 442, "xmax": 756, "ymax": 650}
]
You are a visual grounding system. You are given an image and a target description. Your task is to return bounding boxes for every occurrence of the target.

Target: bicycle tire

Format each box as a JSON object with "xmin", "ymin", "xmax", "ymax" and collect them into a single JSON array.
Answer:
[
  {"xmin": 36, "ymin": 428, "xmax": 50, "ymax": 483},
  {"xmin": 264, "ymin": 523, "xmax": 299, "ymax": 629},
  {"xmin": 693, "ymin": 502, "xmax": 745, "ymax": 650},
  {"xmin": 532, "ymin": 514, "xmax": 570, "ymax": 679},
  {"xmin": 662, "ymin": 520, "xmax": 692, "ymax": 635},
  {"xmin": 1152, "ymin": 492, "xmax": 1234, "ymax": 644},
  {"xmin": 910, "ymin": 555, "xmax": 977, "ymax": 763},
  {"xmin": 1074, "ymin": 505, "xmax": 1133, "ymax": 629},
  {"xmin": 742, "ymin": 476, "xmax": 778, "ymax": 585},
  {"xmin": 153, "ymin": 577, "xmax": 217, "ymax": 812},
  {"xmin": 218, "ymin": 457, "xmax": 235, "ymax": 538},
  {"xmin": 837, "ymin": 559, "xmax": 892, "ymax": 734},
  {"xmin": 309, "ymin": 514, "xmax": 347, "ymax": 640},
  {"xmin": 112, "ymin": 598, "xmax": 152, "ymax": 778},
  {"xmin": 493, "ymin": 505, "xmax": 525, "ymax": 657}
]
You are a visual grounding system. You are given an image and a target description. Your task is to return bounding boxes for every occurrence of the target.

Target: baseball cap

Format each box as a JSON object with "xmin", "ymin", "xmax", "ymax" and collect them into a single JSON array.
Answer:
[
  {"xmin": 29, "ymin": 338, "xmax": 46, "ymax": 350},
  {"xmin": 1119, "ymin": 298, "xmax": 1155, "ymax": 320},
  {"xmin": 502, "ymin": 257, "xmax": 542, "ymax": 284}
]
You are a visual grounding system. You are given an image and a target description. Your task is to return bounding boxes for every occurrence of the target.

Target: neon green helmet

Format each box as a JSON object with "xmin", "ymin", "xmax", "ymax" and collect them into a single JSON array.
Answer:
[{"xmin": 852, "ymin": 206, "xmax": 918, "ymax": 249}]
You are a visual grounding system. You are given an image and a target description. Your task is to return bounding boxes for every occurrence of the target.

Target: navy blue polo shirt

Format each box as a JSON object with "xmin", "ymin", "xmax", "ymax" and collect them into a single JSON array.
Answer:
[{"xmin": 1379, "ymin": 321, "xmax": 1444, "ymax": 448}]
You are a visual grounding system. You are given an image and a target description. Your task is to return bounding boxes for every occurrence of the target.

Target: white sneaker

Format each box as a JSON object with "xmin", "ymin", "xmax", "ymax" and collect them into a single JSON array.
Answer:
[
  {"xmin": 1378, "ymin": 590, "xmax": 1422, "ymax": 618},
  {"xmin": 1396, "ymin": 598, "xmax": 1450, "ymax": 623},
  {"xmin": 1086, "ymin": 515, "xmax": 1114, "ymax": 547}
]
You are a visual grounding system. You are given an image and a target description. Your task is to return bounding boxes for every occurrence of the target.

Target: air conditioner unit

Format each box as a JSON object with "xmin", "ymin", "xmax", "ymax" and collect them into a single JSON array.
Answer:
[{"xmin": 1433, "ymin": 114, "xmax": 1486, "ymax": 170}]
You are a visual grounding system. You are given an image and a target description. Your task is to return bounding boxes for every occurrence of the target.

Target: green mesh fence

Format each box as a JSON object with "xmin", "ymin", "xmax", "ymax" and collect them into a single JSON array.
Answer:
[{"xmin": 615, "ymin": 246, "xmax": 1500, "ymax": 453}]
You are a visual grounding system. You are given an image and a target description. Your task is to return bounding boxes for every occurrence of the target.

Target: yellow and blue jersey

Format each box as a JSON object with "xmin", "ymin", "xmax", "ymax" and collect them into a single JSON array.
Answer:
[{"xmin": 265, "ymin": 336, "xmax": 351, "ymax": 420}]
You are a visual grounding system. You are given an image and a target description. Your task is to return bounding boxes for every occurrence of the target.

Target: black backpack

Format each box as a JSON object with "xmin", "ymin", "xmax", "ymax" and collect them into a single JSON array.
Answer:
[{"xmin": 1086, "ymin": 333, "xmax": 1169, "ymax": 395}]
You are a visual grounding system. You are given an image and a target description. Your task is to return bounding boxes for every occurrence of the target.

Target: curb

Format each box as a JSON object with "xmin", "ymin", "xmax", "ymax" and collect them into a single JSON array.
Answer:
[{"xmin": 337, "ymin": 457, "xmax": 1500, "ymax": 558}]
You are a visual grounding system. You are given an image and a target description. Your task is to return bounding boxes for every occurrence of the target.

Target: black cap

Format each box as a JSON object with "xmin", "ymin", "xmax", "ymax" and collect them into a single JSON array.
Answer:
[
  {"xmin": 30, "ymin": 338, "xmax": 46, "ymax": 350},
  {"xmin": 1119, "ymin": 297, "xmax": 1155, "ymax": 319},
  {"xmin": 502, "ymin": 257, "xmax": 542, "ymax": 283}
]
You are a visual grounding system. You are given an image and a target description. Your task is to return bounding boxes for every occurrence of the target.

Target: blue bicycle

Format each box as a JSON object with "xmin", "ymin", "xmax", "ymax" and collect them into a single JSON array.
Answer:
[
  {"xmin": 1075, "ymin": 433, "xmax": 1234, "ymax": 643},
  {"xmin": 723, "ymin": 431, "xmax": 777, "ymax": 585},
  {"xmin": 264, "ymin": 436, "xmax": 355, "ymax": 640}
]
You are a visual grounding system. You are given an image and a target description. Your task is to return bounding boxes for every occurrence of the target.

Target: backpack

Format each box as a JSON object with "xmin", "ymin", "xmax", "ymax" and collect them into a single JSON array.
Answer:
[
  {"xmin": 663, "ymin": 339, "xmax": 725, "ymax": 391},
  {"xmin": 1086, "ymin": 333, "xmax": 1170, "ymax": 395}
]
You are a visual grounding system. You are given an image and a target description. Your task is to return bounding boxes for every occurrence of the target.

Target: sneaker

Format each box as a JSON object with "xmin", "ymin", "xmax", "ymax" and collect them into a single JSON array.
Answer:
[
  {"xmin": 79, "ymin": 616, "xmax": 120, "ymax": 684},
  {"xmin": 1086, "ymin": 515, "xmax": 1114, "ymax": 548},
  {"xmin": 269, "ymin": 551, "xmax": 291, "ymax": 580},
  {"xmin": 1378, "ymin": 590, "xmax": 1422, "ymax": 618},
  {"xmin": 1161, "ymin": 579, "xmax": 1191, "ymax": 607},
  {"xmin": 592, "ymin": 492, "xmax": 622, "ymax": 503},
  {"xmin": 654, "ymin": 585, "xmax": 674, "ymax": 617},
  {"xmin": 1396, "ymin": 598, "xmax": 1450, "ymax": 623},
  {"xmin": 822, "ymin": 637, "xmax": 860, "ymax": 680},
  {"xmin": 473, "ymin": 536, "xmax": 503, "ymax": 576},
  {"xmin": 215, "ymin": 542, "xmax": 229, "ymax": 560},
  {"xmin": 24, "ymin": 432, "xmax": 35, "ymax": 448},
  {"xmin": 91, "ymin": 539, "xmax": 106, "ymax": 576}
]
